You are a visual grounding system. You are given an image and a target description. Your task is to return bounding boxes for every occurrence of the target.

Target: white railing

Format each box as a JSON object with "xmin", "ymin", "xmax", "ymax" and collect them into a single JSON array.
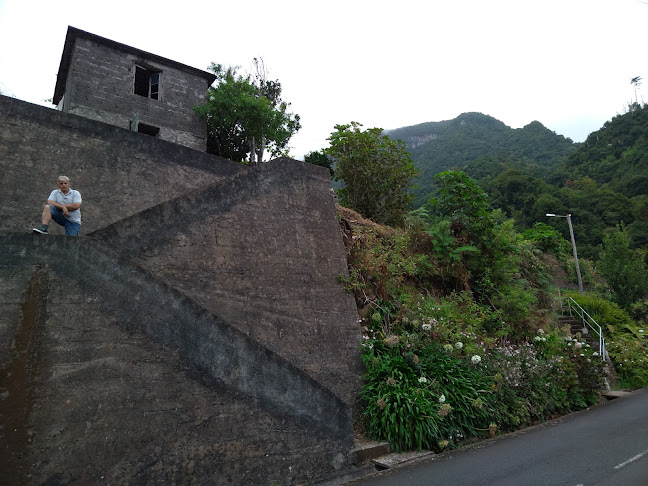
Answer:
[{"xmin": 559, "ymin": 297, "xmax": 606, "ymax": 361}]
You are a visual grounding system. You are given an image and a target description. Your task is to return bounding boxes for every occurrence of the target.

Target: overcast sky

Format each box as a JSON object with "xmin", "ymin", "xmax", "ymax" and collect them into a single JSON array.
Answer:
[{"xmin": 1, "ymin": 0, "xmax": 646, "ymax": 160}]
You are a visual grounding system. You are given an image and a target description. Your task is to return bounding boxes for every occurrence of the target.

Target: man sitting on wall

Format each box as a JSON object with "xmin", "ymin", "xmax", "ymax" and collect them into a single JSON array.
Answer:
[{"xmin": 32, "ymin": 176, "xmax": 82, "ymax": 235}]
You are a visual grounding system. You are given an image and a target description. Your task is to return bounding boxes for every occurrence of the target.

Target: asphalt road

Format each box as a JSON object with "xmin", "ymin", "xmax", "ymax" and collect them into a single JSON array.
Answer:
[{"xmin": 353, "ymin": 387, "xmax": 648, "ymax": 486}]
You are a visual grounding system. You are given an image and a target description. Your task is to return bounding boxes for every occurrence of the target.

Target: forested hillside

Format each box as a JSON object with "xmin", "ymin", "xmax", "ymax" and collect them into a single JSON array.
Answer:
[
  {"xmin": 479, "ymin": 106, "xmax": 648, "ymax": 258},
  {"xmin": 554, "ymin": 103, "xmax": 648, "ymax": 197},
  {"xmin": 387, "ymin": 112, "xmax": 577, "ymax": 207},
  {"xmin": 393, "ymin": 107, "xmax": 648, "ymax": 259}
]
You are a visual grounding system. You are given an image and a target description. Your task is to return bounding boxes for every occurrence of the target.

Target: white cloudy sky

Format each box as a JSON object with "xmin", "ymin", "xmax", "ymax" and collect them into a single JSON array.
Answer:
[{"xmin": 1, "ymin": 0, "xmax": 646, "ymax": 159}]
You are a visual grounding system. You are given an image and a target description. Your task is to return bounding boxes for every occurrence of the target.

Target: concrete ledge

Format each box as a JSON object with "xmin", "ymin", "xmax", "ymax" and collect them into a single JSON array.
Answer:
[
  {"xmin": 352, "ymin": 440, "xmax": 390, "ymax": 466},
  {"xmin": 603, "ymin": 390, "xmax": 632, "ymax": 400}
]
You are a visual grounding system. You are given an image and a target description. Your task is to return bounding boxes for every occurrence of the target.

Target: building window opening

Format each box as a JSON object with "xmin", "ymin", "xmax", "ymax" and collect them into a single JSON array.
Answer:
[
  {"xmin": 134, "ymin": 65, "xmax": 160, "ymax": 100},
  {"xmin": 138, "ymin": 123, "xmax": 160, "ymax": 137},
  {"xmin": 150, "ymin": 73, "xmax": 159, "ymax": 99}
]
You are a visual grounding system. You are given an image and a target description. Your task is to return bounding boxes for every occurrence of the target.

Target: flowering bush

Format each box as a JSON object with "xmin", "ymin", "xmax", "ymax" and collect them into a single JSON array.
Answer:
[
  {"xmin": 360, "ymin": 333, "xmax": 495, "ymax": 452},
  {"xmin": 360, "ymin": 319, "xmax": 606, "ymax": 451},
  {"xmin": 484, "ymin": 331, "xmax": 605, "ymax": 429},
  {"xmin": 343, "ymin": 207, "xmax": 607, "ymax": 452}
]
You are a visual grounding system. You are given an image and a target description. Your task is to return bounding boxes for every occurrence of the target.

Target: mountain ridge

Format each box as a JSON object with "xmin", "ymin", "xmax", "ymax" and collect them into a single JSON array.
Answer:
[{"xmin": 385, "ymin": 112, "xmax": 577, "ymax": 206}]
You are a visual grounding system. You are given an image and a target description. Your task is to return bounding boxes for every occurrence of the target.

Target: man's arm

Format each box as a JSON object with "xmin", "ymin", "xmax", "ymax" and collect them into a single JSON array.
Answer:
[{"xmin": 47, "ymin": 199, "xmax": 81, "ymax": 216}]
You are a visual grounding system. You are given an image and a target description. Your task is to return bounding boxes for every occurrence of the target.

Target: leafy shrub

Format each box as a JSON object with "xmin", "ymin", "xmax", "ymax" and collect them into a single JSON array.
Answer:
[
  {"xmin": 360, "ymin": 332, "xmax": 494, "ymax": 452},
  {"xmin": 597, "ymin": 225, "xmax": 648, "ymax": 309},
  {"xmin": 523, "ymin": 222, "xmax": 569, "ymax": 255},
  {"xmin": 485, "ymin": 332, "xmax": 604, "ymax": 431}
]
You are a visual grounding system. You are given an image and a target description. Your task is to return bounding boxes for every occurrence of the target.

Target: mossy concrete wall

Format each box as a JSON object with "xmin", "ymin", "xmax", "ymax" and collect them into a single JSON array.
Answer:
[{"xmin": 0, "ymin": 95, "xmax": 362, "ymax": 485}]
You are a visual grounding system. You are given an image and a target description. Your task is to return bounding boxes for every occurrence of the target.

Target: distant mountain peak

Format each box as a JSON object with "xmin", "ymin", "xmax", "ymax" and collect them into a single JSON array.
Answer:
[{"xmin": 385, "ymin": 112, "xmax": 577, "ymax": 207}]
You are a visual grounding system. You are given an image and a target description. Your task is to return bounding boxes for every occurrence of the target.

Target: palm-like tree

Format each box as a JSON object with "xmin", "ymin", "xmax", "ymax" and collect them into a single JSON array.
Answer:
[{"xmin": 630, "ymin": 76, "xmax": 643, "ymax": 104}]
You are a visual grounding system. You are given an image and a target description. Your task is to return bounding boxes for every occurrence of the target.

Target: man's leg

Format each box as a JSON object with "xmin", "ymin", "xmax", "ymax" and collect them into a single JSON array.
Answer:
[
  {"xmin": 41, "ymin": 204, "xmax": 53, "ymax": 226},
  {"xmin": 64, "ymin": 221, "xmax": 81, "ymax": 236},
  {"xmin": 33, "ymin": 204, "xmax": 54, "ymax": 234}
]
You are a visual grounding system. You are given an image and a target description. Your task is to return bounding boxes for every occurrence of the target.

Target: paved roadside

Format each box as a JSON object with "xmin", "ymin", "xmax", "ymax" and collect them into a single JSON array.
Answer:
[{"xmin": 348, "ymin": 387, "xmax": 648, "ymax": 486}]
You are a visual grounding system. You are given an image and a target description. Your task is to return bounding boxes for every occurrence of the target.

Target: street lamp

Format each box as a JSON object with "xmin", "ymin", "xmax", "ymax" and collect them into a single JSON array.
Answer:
[{"xmin": 546, "ymin": 213, "xmax": 583, "ymax": 294}]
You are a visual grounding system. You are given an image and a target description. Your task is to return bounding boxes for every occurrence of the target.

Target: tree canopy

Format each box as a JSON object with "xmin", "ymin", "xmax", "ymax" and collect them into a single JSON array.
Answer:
[
  {"xmin": 597, "ymin": 225, "xmax": 648, "ymax": 309},
  {"xmin": 194, "ymin": 61, "xmax": 301, "ymax": 163},
  {"xmin": 304, "ymin": 149, "xmax": 333, "ymax": 176},
  {"xmin": 326, "ymin": 122, "xmax": 419, "ymax": 226}
]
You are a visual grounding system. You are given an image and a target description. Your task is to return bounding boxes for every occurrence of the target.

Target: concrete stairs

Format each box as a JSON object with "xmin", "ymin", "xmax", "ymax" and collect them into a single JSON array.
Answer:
[
  {"xmin": 559, "ymin": 316, "xmax": 601, "ymax": 352},
  {"xmin": 559, "ymin": 315, "xmax": 620, "ymax": 391}
]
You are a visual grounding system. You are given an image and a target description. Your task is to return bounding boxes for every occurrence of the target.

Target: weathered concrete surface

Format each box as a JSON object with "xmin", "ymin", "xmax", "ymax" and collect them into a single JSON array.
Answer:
[
  {"xmin": 0, "ymin": 95, "xmax": 243, "ymax": 235},
  {"xmin": 91, "ymin": 159, "xmax": 363, "ymax": 404},
  {"xmin": 0, "ymin": 237, "xmax": 352, "ymax": 485},
  {"xmin": 0, "ymin": 97, "xmax": 363, "ymax": 485},
  {"xmin": 55, "ymin": 28, "xmax": 214, "ymax": 151}
]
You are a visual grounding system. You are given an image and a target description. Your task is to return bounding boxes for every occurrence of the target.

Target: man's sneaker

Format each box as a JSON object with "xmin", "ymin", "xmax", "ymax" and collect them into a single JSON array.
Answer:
[{"xmin": 32, "ymin": 228, "xmax": 48, "ymax": 234}]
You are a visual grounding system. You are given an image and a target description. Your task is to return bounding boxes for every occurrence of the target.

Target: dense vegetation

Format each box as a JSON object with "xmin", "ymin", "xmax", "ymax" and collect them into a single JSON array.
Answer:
[
  {"xmin": 338, "ymin": 186, "xmax": 647, "ymax": 451},
  {"xmin": 328, "ymin": 108, "xmax": 648, "ymax": 451},
  {"xmin": 338, "ymin": 198, "xmax": 614, "ymax": 452},
  {"xmin": 397, "ymin": 107, "xmax": 648, "ymax": 260}
]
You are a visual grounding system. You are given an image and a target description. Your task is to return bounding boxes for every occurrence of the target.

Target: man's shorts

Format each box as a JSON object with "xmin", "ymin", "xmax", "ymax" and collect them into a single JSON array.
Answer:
[{"xmin": 50, "ymin": 206, "xmax": 81, "ymax": 236}]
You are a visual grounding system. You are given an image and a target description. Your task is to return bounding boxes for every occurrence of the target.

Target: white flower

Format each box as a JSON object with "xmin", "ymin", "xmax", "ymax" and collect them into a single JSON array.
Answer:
[
  {"xmin": 574, "ymin": 342, "xmax": 582, "ymax": 349},
  {"xmin": 471, "ymin": 355, "xmax": 482, "ymax": 364},
  {"xmin": 422, "ymin": 323, "xmax": 432, "ymax": 331},
  {"xmin": 455, "ymin": 342, "xmax": 463, "ymax": 349},
  {"xmin": 439, "ymin": 394, "xmax": 446, "ymax": 403},
  {"xmin": 565, "ymin": 336, "xmax": 573, "ymax": 342},
  {"xmin": 593, "ymin": 352, "xmax": 599, "ymax": 356},
  {"xmin": 443, "ymin": 344, "xmax": 454, "ymax": 353},
  {"xmin": 538, "ymin": 329, "xmax": 545, "ymax": 335},
  {"xmin": 639, "ymin": 330, "xmax": 644, "ymax": 333},
  {"xmin": 541, "ymin": 337, "xmax": 547, "ymax": 342},
  {"xmin": 534, "ymin": 336, "xmax": 542, "ymax": 342},
  {"xmin": 418, "ymin": 376, "xmax": 428, "ymax": 384}
]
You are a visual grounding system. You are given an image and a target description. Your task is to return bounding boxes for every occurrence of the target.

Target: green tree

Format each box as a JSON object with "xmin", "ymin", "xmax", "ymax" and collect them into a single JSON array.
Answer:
[
  {"xmin": 430, "ymin": 171, "xmax": 494, "ymax": 244},
  {"xmin": 522, "ymin": 222, "xmax": 568, "ymax": 255},
  {"xmin": 327, "ymin": 122, "xmax": 419, "ymax": 226},
  {"xmin": 427, "ymin": 171, "xmax": 495, "ymax": 294},
  {"xmin": 597, "ymin": 225, "xmax": 648, "ymax": 309},
  {"xmin": 194, "ymin": 62, "xmax": 301, "ymax": 163},
  {"xmin": 304, "ymin": 149, "xmax": 333, "ymax": 176}
]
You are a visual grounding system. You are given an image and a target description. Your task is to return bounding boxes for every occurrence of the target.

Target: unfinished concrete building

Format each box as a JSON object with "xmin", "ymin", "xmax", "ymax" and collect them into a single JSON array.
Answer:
[{"xmin": 52, "ymin": 26, "xmax": 216, "ymax": 151}]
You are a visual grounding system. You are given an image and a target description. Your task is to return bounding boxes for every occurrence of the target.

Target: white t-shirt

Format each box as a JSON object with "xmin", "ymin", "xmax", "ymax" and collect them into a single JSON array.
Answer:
[{"xmin": 48, "ymin": 189, "xmax": 82, "ymax": 224}]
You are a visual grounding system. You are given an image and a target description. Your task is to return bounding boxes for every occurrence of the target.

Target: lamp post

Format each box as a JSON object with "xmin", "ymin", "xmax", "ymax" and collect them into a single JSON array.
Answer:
[{"xmin": 546, "ymin": 213, "xmax": 583, "ymax": 294}]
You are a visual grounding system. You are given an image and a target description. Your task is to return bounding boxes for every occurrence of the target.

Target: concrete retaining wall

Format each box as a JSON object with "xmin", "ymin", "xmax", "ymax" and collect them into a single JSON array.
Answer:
[{"xmin": 0, "ymin": 96, "xmax": 362, "ymax": 485}]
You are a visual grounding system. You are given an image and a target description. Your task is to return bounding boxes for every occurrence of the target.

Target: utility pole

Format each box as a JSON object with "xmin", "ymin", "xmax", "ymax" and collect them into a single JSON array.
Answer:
[{"xmin": 547, "ymin": 213, "xmax": 583, "ymax": 294}]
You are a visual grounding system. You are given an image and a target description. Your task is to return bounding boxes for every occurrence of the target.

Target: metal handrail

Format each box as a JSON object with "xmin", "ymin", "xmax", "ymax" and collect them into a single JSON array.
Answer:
[{"xmin": 559, "ymin": 296, "xmax": 606, "ymax": 360}]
